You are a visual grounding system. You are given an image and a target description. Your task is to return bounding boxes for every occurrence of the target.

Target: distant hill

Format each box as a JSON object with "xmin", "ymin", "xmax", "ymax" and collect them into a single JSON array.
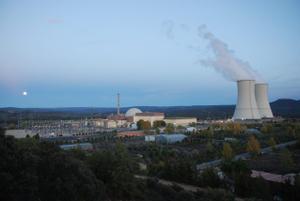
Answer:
[
  {"xmin": 1, "ymin": 99, "xmax": 300, "ymax": 122},
  {"xmin": 270, "ymin": 99, "xmax": 300, "ymax": 118}
]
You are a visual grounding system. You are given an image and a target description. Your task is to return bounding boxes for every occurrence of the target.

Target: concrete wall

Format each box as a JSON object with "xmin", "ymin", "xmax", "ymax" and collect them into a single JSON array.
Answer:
[{"xmin": 164, "ymin": 117, "xmax": 197, "ymax": 126}]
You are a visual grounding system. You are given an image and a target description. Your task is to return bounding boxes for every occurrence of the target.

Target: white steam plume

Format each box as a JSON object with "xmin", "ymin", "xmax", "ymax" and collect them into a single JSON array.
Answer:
[{"xmin": 198, "ymin": 25, "xmax": 264, "ymax": 82}]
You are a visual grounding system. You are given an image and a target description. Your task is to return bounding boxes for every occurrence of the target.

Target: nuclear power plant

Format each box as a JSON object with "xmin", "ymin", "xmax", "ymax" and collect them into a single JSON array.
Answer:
[
  {"xmin": 255, "ymin": 83, "xmax": 274, "ymax": 118},
  {"xmin": 233, "ymin": 80, "xmax": 273, "ymax": 120}
]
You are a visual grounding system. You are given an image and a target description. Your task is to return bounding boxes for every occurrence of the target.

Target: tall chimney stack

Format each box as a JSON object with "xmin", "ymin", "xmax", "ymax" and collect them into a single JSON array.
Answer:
[{"xmin": 117, "ymin": 93, "xmax": 120, "ymax": 115}]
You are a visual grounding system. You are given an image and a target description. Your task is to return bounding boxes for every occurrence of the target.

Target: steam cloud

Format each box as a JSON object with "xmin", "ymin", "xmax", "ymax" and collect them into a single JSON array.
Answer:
[
  {"xmin": 161, "ymin": 21, "xmax": 264, "ymax": 83},
  {"xmin": 198, "ymin": 25, "xmax": 264, "ymax": 82}
]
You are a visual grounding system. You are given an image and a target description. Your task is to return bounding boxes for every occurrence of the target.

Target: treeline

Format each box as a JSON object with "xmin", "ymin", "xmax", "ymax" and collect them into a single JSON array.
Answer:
[
  {"xmin": 128, "ymin": 140, "xmax": 300, "ymax": 201},
  {"xmin": 0, "ymin": 128, "xmax": 234, "ymax": 201}
]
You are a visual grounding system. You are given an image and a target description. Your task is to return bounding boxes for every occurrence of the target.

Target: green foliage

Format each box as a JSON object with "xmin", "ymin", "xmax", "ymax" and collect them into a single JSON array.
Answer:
[
  {"xmin": 149, "ymin": 157, "xmax": 197, "ymax": 185},
  {"xmin": 164, "ymin": 123, "xmax": 175, "ymax": 134},
  {"xmin": 287, "ymin": 126, "xmax": 296, "ymax": 137},
  {"xmin": 198, "ymin": 168, "xmax": 223, "ymax": 188},
  {"xmin": 225, "ymin": 122, "xmax": 246, "ymax": 135},
  {"xmin": 87, "ymin": 142, "xmax": 138, "ymax": 199},
  {"xmin": 267, "ymin": 137, "xmax": 276, "ymax": 151},
  {"xmin": 221, "ymin": 160, "xmax": 251, "ymax": 178},
  {"xmin": 200, "ymin": 127, "xmax": 214, "ymax": 138},
  {"xmin": 153, "ymin": 120, "xmax": 166, "ymax": 128},
  {"xmin": 222, "ymin": 160, "xmax": 272, "ymax": 200},
  {"xmin": 247, "ymin": 135, "xmax": 261, "ymax": 157},
  {"xmin": 176, "ymin": 125, "xmax": 185, "ymax": 130},
  {"xmin": 0, "ymin": 132, "xmax": 104, "ymax": 201},
  {"xmin": 279, "ymin": 149, "xmax": 295, "ymax": 170},
  {"xmin": 195, "ymin": 188, "xmax": 235, "ymax": 201},
  {"xmin": 261, "ymin": 124, "xmax": 273, "ymax": 134},
  {"xmin": 137, "ymin": 120, "xmax": 151, "ymax": 130},
  {"xmin": 66, "ymin": 148, "xmax": 87, "ymax": 161},
  {"xmin": 206, "ymin": 141, "xmax": 215, "ymax": 155},
  {"xmin": 236, "ymin": 176, "xmax": 272, "ymax": 200},
  {"xmin": 222, "ymin": 143, "xmax": 233, "ymax": 161}
]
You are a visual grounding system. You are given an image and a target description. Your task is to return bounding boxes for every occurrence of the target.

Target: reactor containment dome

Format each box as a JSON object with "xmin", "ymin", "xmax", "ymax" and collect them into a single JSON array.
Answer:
[{"xmin": 125, "ymin": 108, "xmax": 142, "ymax": 117}]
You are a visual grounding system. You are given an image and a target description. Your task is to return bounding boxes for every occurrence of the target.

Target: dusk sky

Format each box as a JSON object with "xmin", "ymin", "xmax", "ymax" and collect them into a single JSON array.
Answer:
[{"xmin": 1, "ymin": 0, "xmax": 300, "ymax": 107}]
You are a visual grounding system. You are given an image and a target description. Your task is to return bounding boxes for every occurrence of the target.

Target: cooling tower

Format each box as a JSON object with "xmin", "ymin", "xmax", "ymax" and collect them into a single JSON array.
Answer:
[
  {"xmin": 255, "ymin": 83, "xmax": 273, "ymax": 118},
  {"xmin": 233, "ymin": 80, "xmax": 261, "ymax": 120}
]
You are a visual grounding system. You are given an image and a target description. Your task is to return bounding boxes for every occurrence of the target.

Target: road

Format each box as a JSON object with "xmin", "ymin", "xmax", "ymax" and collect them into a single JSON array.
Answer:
[
  {"xmin": 134, "ymin": 175, "xmax": 244, "ymax": 201},
  {"xmin": 196, "ymin": 140, "xmax": 298, "ymax": 170},
  {"xmin": 135, "ymin": 175, "xmax": 205, "ymax": 192}
]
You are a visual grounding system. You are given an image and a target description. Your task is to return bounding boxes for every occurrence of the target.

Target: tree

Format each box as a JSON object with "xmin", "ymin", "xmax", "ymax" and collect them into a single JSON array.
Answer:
[
  {"xmin": 202, "ymin": 127, "xmax": 214, "ymax": 138},
  {"xmin": 87, "ymin": 143, "xmax": 138, "ymax": 200},
  {"xmin": 232, "ymin": 123, "xmax": 243, "ymax": 135},
  {"xmin": 222, "ymin": 143, "xmax": 233, "ymax": 161},
  {"xmin": 267, "ymin": 137, "xmax": 276, "ymax": 151},
  {"xmin": 164, "ymin": 123, "xmax": 175, "ymax": 134},
  {"xmin": 205, "ymin": 141, "xmax": 216, "ymax": 159},
  {"xmin": 261, "ymin": 124, "xmax": 273, "ymax": 134},
  {"xmin": 221, "ymin": 160, "xmax": 250, "ymax": 178},
  {"xmin": 287, "ymin": 126, "xmax": 296, "ymax": 137},
  {"xmin": 198, "ymin": 168, "xmax": 222, "ymax": 188},
  {"xmin": 137, "ymin": 120, "xmax": 151, "ymax": 130},
  {"xmin": 153, "ymin": 120, "xmax": 166, "ymax": 128},
  {"xmin": 160, "ymin": 158, "xmax": 197, "ymax": 184},
  {"xmin": 0, "ymin": 132, "xmax": 104, "ymax": 201},
  {"xmin": 206, "ymin": 141, "xmax": 215, "ymax": 153},
  {"xmin": 246, "ymin": 135, "xmax": 261, "ymax": 157},
  {"xmin": 137, "ymin": 119, "xmax": 144, "ymax": 130},
  {"xmin": 226, "ymin": 123, "xmax": 245, "ymax": 135},
  {"xmin": 279, "ymin": 149, "xmax": 294, "ymax": 170},
  {"xmin": 195, "ymin": 188, "xmax": 234, "ymax": 201},
  {"xmin": 207, "ymin": 126, "xmax": 214, "ymax": 138}
]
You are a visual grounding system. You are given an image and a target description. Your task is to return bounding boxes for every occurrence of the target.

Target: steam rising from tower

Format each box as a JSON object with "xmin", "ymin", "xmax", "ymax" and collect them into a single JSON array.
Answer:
[
  {"xmin": 162, "ymin": 22, "xmax": 273, "ymax": 120},
  {"xmin": 198, "ymin": 25, "xmax": 263, "ymax": 82},
  {"xmin": 198, "ymin": 25, "xmax": 273, "ymax": 120}
]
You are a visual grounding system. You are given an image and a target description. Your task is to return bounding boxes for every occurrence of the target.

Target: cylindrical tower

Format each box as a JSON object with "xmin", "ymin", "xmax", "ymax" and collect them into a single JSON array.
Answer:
[
  {"xmin": 233, "ymin": 80, "xmax": 261, "ymax": 120},
  {"xmin": 255, "ymin": 83, "xmax": 273, "ymax": 118},
  {"xmin": 117, "ymin": 93, "xmax": 120, "ymax": 115}
]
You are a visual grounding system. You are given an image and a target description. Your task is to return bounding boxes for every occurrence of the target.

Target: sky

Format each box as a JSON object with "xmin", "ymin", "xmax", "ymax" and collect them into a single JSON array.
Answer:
[{"xmin": 0, "ymin": 0, "xmax": 300, "ymax": 107}]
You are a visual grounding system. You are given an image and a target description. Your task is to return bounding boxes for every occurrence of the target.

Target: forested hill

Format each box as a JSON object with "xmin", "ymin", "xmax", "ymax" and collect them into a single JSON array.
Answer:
[
  {"xmin": 270, "ymin": 99, "xmax": 300, "ymax": 118},
  {"xmin": 0, "ymin": 99, "xmax": 300, "ymax": 121}
]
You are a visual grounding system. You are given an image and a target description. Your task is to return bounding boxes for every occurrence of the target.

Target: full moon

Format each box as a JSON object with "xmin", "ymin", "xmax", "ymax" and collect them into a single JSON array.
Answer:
[{"xmin": 22, "ymin": 91, "xmax": 28, "ymax": 96}]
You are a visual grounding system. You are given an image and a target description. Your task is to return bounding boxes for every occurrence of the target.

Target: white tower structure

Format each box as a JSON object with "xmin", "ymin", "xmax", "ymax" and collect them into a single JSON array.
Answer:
[
  {"xmin": 117, "ymin": 93, "xmax": 120, "ymax": 115},
  {"xmin": 255, "ymin": 83, "xmax": 273, "ymax": 118},
  {"xmin": 233, "ymin": 80, "xmax": 261, "ymax": 120}
]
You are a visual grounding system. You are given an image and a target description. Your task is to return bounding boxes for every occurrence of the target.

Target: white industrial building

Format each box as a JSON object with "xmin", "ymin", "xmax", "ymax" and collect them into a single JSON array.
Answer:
[
  {"xmin": 164, "ymin": 117, "xmax": 197, "ymax": 126},
  {"xmin": 133, "ymin": 112, "xmax": 165, "ymax": 126},
  {"xmin": 145, "ymin": 134, "xmax": 187, "ymax": 144}
]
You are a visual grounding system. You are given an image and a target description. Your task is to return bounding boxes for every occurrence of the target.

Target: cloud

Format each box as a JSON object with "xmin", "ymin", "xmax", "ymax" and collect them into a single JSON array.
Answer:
[{"xmin": 161, "ymin": 20, "xmax": 174, "ymax": 39}]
